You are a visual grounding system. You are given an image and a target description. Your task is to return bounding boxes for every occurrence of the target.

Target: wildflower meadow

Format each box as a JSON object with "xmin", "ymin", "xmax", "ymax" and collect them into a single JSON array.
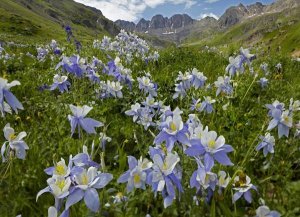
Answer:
[{"xmin": 0, "ymin": 29, "xmax": 300, "ymax": 217}]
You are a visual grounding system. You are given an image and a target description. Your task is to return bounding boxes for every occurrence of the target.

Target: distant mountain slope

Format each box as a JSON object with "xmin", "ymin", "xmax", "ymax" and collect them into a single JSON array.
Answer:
[
  {"xmin": 0, "ymin": 0, "xmax": 119, "ymax": 42},
  {"xmin": 185, "ymin": 6, "xmax": 300, "ymax": 55}
]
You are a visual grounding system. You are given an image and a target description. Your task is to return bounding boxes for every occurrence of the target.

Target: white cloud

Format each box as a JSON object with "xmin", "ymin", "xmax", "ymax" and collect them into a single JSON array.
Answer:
[
  {"xmin": 73, "ymin": 0, "xmax": 197, "ymax": 22},
  {"xmin": 198, "ymin": 12, "xmax": 219, "ymax": 20}
]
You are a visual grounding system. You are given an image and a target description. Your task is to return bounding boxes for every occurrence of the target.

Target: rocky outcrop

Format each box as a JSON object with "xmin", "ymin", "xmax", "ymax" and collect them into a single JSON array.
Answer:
[
  {"xmin": 115, "ymin": 20, "xmax": 135, "ymax": 32},
  {"xmin": 219, "ymin": 3, "xmax": 261, "ymax": 28},
  {"xmin": 136, "ymin": 18, "xmax": 150, "ymax": 32}
]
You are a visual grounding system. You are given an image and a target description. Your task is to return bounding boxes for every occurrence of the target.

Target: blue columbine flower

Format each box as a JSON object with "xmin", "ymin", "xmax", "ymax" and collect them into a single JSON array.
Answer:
[
  {"xmin": 50, "ymin": 74, "xmax": 71, "ymax": 93},
  {"xmin": 232, "ymin": 174, "xmax": 257, "ymax": 203},
  {"xmin": 106, "ymin": 80, "xmax": 123, "ymax": 98},
  {"xmin": 65, "ymin": 166, "xmax": 113, "ymax": 212},
  {"xmin": 173, "ymin": 82, "xmax": 187, "ymax": 99},
  {"xmin": 191, "ymin": 68, "xmax": 207, "ymax": 89},
  {"xmin": 260, "ymin": 63, "xmax": 269, "ymax": 76},
  {"xmin": 0, "ymin": 78, "xmax": 24, "ymax": 116},
  {"xmin": 239, "ymin": 47, "xmax": 256, "ymax": 66},
  {"xmin": 200, "ymin": 96, "xmax": 216, "ymax": 114},
  {"xmin": 267, "ymin": 109, "xmax": 293, "ymax": 138},
  {"xmin": 149, "ymin": 152, "xmax": 183, "ymax": 208},
  {"xmin": 68, "ymin": 105, "xmax": 103, "ymax": 137},
  {"xmin": 190, "ymin": 157, "xmax": 217, "ymax": 192},
  {"xmin": 226, "ymin": 56, "xmax": 244, "ymax": 77},
  {"xmin": 1, "ymin": 123, "xmax": 28, "ymax": 162},
  {"xmin": 68, "ymin": 55, "xmax": 85, "ymax": 77},
  {"xmin": 265, "ymin": 100, "xmax": 285, "ymax": 117},
  {"xmin": 86, "ymin": 69, "xmax": 101, "ymax": 84},
  {"xmin": 176, "ymin": 71, "xmax": 192, "ymax": 90},
  {"xmin": 125, "ymin": 103, "xmax": 141, "ymax": 122},
  {"xmin": 255, "ymin": 205, "xmax": 281, "ymax": 217},
  {"xmin": 55, "ymin": 56, "xmax": 73, "ymax": 73},
  {"xmin": 190, "ymin": 98, "xmax": 202, "ymax": 112},
  {"xmin": 155, "ymin": 108, "xmax": 189, "ymax": 151},
  {"xmin": 118, "ymin": 156, "xmax": 153, "ymax": 192},
  {"xmin": 258, "ymin": 77, "xmax": 268, "ymax": 88},
  {"xmin": 72, "ymin": 145, "xmax": 100, "ymax": 168},
  {"xmin": 214, "ymin": 76, "xmax": 233, "ymax": 96},
  {"xmin": 137, "ymin": 76, "xmax": 158, "ymax": 97},
  {"xmin": 185, "ymin": 130, "xmax": 233, "ymax": 171},
  {"xmin": 256, "ymin": 133, "xmax": 275, "ymax": 157},
  {"xmin": 36, "ymin": 47, "xmax": 49, "ymax": 61}
]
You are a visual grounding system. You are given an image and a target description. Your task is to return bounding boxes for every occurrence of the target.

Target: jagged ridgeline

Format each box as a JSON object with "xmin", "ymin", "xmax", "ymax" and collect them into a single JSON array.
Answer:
[{"xmin": 115, "ymin": 0, "xmax": 300, "ymax": 54}]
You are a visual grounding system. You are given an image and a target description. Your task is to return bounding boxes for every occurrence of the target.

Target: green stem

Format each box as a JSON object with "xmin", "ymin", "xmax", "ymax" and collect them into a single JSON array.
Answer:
[{"xmin": 240, "ymin": 74, "xmax": 258, "ymax": 104}]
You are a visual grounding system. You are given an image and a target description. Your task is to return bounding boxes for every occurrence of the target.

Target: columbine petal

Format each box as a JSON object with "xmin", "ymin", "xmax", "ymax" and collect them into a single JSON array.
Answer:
[
  {"xmin": 79, "ymin": 118, "xmax": 102, "ymax": 134},
  {"xmin": 48, "ymin": 207, "xmax": 57, "ymax": 217},
  {"xmin": 3, "ymin": 90, "xmax": 24, "ymax": 112},
  {"xmin": 92, "ymin": 173, "xmax": 113, "ymax": 188},
  {"xmin": 84, "ymin": 188, "xmax": 100, "ymax": 212},
  {"xmin": 36, "ymin": 186, "xmax": 51, "ymax": 202},
  {"xmin": 65, "ymin": 188, "xmax": 84, "ymax": 210},
  {"xmin": 214, "ymin": 152, "xmax": 233, "ymax": 166}
]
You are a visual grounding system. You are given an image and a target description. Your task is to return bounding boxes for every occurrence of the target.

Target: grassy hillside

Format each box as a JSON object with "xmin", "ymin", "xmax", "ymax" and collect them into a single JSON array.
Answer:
[{"xmin": 0, "ymin": 0, "xmax": 119, "ymax": 43}]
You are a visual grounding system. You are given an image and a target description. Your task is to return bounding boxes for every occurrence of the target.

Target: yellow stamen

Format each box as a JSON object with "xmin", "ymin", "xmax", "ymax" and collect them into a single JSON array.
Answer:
[
  {"xmin": 55, "ymin": 165, "xmax": 66, "ymax": 175},
  {"xmin": 162, "ymin": 162, "xmax": 168, "ymax": 171},
  {"xmin": 208, "ymin": 140, "xmax": 216, "ymax": 149},
  {"xmin": 133, "ymin": 174, "xmax": 141, "ymax": 184},
  {"xmin": 9, "ymin": 133, "xmax": 16, "ymax": 140},
  {"xmin": 82, "ymin": 174, "xmax": 89, "ymax": 185},
  {"xmin": 170, "ymin": 122, "xmax": 177, "ymax": 131},
  {"xmin": 196, "ymin": 103, "xmax": 202, "ymax": 109},
  {"xmin": 56, "ymin": 179, "xmax": 66, "ymax": 190}
]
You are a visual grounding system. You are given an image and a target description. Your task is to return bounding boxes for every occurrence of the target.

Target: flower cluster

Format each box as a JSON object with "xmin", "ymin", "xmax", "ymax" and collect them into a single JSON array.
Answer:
[
  {"xmin": 37, "ymin": 146, "xmax": 113, "ymax": 216},
  {"xmin": 225, "ymin": 47, "xmax": 256, "ymax": 77},
  {"xmin": 265, "ymin": 99, "xmax": 299, "ymax": 138},
  {"xmin": 173, "ymin": 68, "xmax": 207, "ymax": 99},
  {"xmin": 94, "ymin": 30, "xmax": 159, "ymax": 63}
]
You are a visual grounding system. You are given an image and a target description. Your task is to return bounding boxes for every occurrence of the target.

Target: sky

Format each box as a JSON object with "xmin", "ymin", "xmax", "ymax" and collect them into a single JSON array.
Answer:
[{"xmin": 73, "ymin": 0, "xmax": 275, "ymax": 22}]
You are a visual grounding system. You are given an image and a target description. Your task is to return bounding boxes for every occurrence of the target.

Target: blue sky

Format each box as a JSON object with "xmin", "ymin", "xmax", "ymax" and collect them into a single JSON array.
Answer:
[{"xmin": 73, "ymin": 0, "xmax": 275, "ymax": 22}]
